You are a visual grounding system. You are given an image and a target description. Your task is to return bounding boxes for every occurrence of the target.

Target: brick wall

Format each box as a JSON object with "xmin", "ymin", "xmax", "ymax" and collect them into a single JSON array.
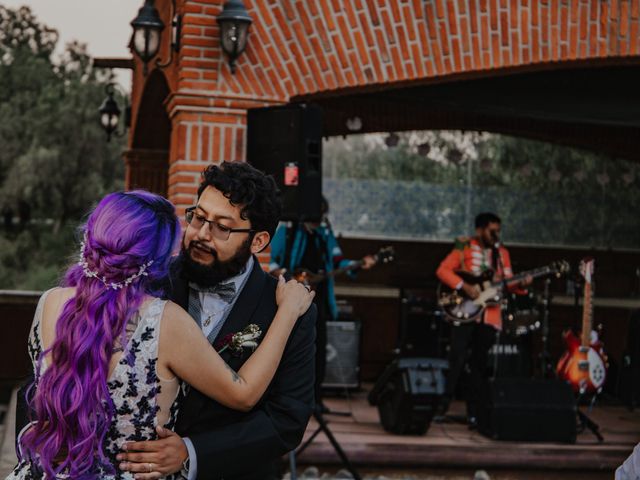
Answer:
[{"xmin": 127, "ymin": 0, "xmax": 640, "ymax": 240}]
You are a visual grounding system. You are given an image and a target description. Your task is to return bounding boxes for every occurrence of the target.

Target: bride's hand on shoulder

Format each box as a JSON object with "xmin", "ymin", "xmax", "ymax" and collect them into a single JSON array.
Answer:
[{"xmin": 275, "ymin": 275, "xmax": 315, "ymax": 318}]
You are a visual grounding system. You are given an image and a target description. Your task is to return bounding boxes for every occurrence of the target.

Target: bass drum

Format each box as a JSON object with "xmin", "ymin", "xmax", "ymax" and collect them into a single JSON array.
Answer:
[{"xmin": 502, "ymin": 291, "xmax": 541, "ymax": 337}]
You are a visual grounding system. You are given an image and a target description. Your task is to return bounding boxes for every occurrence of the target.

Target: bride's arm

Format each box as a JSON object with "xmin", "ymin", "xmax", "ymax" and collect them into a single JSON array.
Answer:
[{"xmin": 160, "ymin": 277, "xmax": 313, "ymax": 411}]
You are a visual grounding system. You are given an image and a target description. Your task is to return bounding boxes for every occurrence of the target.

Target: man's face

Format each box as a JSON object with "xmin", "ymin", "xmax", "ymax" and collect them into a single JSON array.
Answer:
[
  {"xmin": 181, "ymin": 186, "xmax": 257, "ymax": 285},
  {"xmin": 478, "ymin": 221, "xmax": 501, "ymax": 247}
]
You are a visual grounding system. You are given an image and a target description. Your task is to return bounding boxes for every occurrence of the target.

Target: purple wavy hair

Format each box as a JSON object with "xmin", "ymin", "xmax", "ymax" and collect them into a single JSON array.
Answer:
[{"xmin": 21, "ymin": 190, "xmax": 181, "ymax": 478}]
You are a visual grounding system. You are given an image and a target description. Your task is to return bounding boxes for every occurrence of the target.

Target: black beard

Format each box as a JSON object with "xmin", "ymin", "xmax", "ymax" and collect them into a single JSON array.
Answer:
[{"xmin": 179, "ymin": 239, "xmax": 252, "ymax": 287}]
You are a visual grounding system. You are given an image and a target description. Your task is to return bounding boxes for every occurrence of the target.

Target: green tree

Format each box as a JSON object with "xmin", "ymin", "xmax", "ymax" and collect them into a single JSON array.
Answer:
[{"xmin": 0, "ymin": 5, "xmax": 126, "ymax": 289}]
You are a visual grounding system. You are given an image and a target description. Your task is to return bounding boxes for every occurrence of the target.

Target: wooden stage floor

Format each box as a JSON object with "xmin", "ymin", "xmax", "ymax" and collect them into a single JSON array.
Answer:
[{"xmin": 295, "ymin": 386, "xmax": 640, "ymax": 475}]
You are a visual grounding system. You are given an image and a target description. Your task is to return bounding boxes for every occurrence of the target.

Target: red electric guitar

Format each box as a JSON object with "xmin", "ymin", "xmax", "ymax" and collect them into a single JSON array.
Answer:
[{"xmin": 556, "ymin": 258, "xmax": 608, "ymax": 395}]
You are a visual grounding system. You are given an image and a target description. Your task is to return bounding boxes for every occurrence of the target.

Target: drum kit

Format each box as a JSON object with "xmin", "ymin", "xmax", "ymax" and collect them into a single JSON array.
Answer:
[{"xmin": 502, "ymin": 290, "xmax": 542, "ymax": 337}]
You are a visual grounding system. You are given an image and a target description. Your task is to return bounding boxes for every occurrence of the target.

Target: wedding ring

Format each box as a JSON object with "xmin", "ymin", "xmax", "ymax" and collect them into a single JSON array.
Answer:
[
  {"xmin": 147, "ymin": 463, "xmax": 153, "ymax": 473},
  {"xmin": 304, "ymin": 285, "xmax": 311, "ymax": 291}
]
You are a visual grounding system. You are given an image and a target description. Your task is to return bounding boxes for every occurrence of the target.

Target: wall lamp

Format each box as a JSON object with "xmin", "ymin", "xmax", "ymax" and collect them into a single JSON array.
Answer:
[
  {"xmin": 130, "ymin": 0, "xmax": 181, "ymax": 75},
  {"xmin": 98, "ymin": 83, "xmax": 131, "ymax": 142},
  {"xmin": 216, "ymin": 0, "xmax": 252, "ymax": 73}
]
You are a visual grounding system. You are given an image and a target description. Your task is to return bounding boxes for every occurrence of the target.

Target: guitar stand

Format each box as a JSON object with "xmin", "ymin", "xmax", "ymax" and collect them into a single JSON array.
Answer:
[
  {"xmin": 577, "ymin": 409, "xmax": 604, "ymax": 442},
  {"xmin": 293, "ymin": 406, "xmax": 362, "ymax": 480},
  {"xmin": 576, "ymin": 394, "xmax": 604, "ymax": 442}
]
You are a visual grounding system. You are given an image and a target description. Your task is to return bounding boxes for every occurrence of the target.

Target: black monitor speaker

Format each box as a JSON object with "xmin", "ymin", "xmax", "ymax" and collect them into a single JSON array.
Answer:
[
  {"xmin": 478, "ymin": 378, "xmax": 577, "ymax": 443},
  {"xmin": 368, "ymin": 357, "xmax": 448, "ymax": 435},
  {"xmin": 247, "ymin": 104, "xmax": 322, "ymax": 221}
]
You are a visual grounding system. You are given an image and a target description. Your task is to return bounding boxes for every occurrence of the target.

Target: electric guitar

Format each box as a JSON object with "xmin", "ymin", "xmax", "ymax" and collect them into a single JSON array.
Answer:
[
  {"xmin": 437, "ymin": 260, "xmax": 569, "ymax": 324},
  {"xmin": 556, "ymin": 258, "xmax": 608, "ymax": 394},
  {"xmin": 282, "ymin": 246, "xmax": 395, "ymax": 289}
]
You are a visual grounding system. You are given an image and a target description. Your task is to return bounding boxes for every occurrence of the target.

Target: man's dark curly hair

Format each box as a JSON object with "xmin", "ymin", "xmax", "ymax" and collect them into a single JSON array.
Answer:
[
  {"xmin": 475, "ymin": 212, "xmax": 501, "ymax": 229},
  {"xmin": 197, "ymin": 162, "xmax": 282, "ymax": 243}
]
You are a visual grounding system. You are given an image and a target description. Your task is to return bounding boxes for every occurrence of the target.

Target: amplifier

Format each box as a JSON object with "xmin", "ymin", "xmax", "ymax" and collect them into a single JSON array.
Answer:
[{"xmin": 322, "ymin": 320, "xmax": 361, "ymax": 389}]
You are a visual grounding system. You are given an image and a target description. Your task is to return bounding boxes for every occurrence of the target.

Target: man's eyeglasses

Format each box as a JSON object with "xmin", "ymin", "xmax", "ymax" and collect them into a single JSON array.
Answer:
[{"xmin": 185, "ymin": 207, "xmax": 254, "ymax": 241}]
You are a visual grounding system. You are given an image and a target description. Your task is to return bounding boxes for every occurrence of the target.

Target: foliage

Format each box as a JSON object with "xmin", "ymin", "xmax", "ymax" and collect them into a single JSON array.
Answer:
[
  {"xmin": 0, "ymin": 5, "xmax": 126, "ymax": 290},
  {"xmin": 0, "ymin": 223, "xmax": 78, "ymax": 290}
]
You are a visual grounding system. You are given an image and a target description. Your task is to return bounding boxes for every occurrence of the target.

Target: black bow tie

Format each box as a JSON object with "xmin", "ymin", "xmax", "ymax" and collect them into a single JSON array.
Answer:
[{"xmin": 190, "ymin": 282, "xmax": 237, "ymax": 303}]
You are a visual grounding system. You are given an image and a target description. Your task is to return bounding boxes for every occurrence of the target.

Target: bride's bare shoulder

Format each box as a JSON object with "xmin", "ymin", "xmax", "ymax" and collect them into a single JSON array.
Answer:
[
  {"xmin": 42, "ymin": 287, "xmax": 75, "ymax": 314},
  {"xmin": 161, "ymin": 300, "xmax": 194, "ymax": 326}
]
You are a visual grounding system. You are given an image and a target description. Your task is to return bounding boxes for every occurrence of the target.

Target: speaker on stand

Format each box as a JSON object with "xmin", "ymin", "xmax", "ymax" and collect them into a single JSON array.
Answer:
[{"xmin": 247, "ymin": 103, "xmax": 323, "ymax": 222}]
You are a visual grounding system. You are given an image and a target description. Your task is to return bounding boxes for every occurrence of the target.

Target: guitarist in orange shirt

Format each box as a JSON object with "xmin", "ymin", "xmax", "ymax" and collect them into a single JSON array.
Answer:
[{"xmin": 436, "ymin": 212, "xmax": 531, "ymax": 427}]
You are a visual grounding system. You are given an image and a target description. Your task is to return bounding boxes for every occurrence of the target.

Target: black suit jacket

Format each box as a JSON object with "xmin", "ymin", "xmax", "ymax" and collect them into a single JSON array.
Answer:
[
  {"xmin": 15, "ymin": 258, "xmax": 316, "ymax": 480},
  {"xmin": 168, "ymin": 257, "xmax": 316, "ymax": 480}
]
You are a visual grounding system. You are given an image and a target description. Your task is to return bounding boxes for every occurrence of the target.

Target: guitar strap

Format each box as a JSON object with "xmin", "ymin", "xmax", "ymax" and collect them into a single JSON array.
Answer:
[{"xmin": 458, "ymin": 248, "xmax": 466, "ymax": 271}]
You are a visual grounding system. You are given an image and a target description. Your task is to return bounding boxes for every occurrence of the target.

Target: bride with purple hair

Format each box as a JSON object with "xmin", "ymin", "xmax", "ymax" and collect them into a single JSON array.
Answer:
[{"xmin": 7, "ymin": 190, "xmax": 314, "ymax": 480}]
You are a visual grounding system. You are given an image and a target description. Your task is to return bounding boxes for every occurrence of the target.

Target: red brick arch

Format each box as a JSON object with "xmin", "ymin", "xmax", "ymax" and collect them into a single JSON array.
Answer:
[
  {"xmin": 127, "ymin": 0, "xmax": 640, "ymax": 211},
  {"xmin": 229, "ymin": 0, "xmax": 640, "ymax": 99}
]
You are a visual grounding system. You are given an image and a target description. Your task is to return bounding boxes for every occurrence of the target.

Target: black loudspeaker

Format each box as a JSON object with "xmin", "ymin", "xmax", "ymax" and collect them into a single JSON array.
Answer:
[
  {"xmin": 617, "ymin": 309, "xmax": 640, "ymax": 409},
  {"xmin": 322, "ymin": 320, "xmax": 361, "ymax": 389},
  {"xmin": 368, "ymin": 358, "xmax": 448, "ymax": 435},
  {"xmin": 246, "ymin": 104, "xmax": 322, "ymax": 221},
  {"xmin": 478, "ymin": 378, "xmax": 577, "ymax": 443}
]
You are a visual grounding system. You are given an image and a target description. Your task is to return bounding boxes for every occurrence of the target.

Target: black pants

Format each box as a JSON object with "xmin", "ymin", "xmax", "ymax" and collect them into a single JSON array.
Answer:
[{"xmin": 446, "ymin": 322, "xmax": 498, "ymax": 419}]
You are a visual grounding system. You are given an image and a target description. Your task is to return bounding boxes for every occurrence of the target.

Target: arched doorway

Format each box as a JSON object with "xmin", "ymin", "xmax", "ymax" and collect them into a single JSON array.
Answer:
[{"xmin": 124, "ymin": 69, "xmax": 171, "ymax": 196}]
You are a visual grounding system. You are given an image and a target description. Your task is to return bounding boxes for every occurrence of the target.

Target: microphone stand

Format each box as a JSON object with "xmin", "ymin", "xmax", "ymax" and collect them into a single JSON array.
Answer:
[
  {"xmin": 538, "ymin": 277, "xmax": 553, "ymax": 378},
  {"xmin": 491, "ymin": 240, "xmax": 506, "ymax": 378}
]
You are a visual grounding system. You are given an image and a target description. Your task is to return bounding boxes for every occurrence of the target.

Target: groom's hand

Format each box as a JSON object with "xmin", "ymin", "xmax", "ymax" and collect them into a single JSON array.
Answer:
[{"xmin": 117, "ymin": 426, "xmax": 188, "ymax": 479}]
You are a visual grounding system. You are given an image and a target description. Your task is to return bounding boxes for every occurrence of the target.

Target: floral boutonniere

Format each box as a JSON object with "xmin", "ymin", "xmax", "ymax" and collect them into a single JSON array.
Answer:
[{"xmin": 215, "ymin": 324, "xmax": 262, "ymax": 357}]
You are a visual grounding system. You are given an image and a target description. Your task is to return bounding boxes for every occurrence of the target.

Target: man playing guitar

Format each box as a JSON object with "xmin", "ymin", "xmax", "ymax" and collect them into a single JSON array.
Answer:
[
  {"xmin": 269, "ymin": 197, "xmax": 375, "ymax": 411},
  {"xmin": 436, "ymin": 212, "xmax": 531, "ymax": 427}
]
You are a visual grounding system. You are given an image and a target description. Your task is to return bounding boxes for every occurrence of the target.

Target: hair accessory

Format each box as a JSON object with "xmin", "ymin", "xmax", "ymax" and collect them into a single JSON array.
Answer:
[{"xmin": 78, "ymin": 236, "xmax": 154, "ymax": 290}]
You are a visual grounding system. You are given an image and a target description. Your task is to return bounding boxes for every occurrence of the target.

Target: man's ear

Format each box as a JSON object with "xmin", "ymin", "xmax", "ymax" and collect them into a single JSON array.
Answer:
[{"xmin": 250, "ymin": 231, "xmax": 271, "ymax": 254}]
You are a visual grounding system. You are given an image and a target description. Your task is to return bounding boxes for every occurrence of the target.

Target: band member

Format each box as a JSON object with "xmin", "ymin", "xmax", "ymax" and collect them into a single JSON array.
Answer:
[
  {"xmin": 436, "ymin": 212, "xmax": 530, "ymax": 426},
  {"xmin": 269, "ymin": 197, "xmax": 375, "ymax": 409}
]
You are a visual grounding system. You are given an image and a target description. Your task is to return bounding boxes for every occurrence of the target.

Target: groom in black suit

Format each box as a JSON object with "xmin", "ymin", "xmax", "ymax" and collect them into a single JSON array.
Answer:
[{"xmin": 117, "ymin": 162, "xmax": 317, "ymax": 479}]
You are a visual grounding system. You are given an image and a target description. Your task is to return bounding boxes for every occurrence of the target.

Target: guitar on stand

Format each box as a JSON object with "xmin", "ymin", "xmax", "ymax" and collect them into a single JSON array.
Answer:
[
  {"xmin": 437, "ymin": 260, "xmax": 570, "ymax": 324},
  {"xmin": 556, "ymin": 257, "xmax": 607, "ymax": 442},
  {"xmin": 557, "ymin": 258, "xmax": 608, "ymax": 395},
  {"xmin": 285, "ymin": 246, "xmax": 395, "ymax": 288}
]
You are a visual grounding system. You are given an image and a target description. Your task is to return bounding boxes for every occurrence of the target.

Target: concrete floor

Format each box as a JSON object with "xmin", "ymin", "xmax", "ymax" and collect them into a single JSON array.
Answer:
[{"xmin": 0, "ymin": 386, "xmax": 634, "ymax": 479}]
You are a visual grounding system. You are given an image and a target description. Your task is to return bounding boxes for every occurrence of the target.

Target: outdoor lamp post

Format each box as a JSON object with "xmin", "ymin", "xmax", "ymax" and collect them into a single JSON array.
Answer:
[
  {"xmin": 99, "ymin": 84, "xmax": 129, "ymax": 142},
  {"xmin": 216, "ymin": 0, "xmax": 252, "ymax": 73},
  {"xmin": 130, "ymin": 0, "xmax": 165, "ymax": 75}
]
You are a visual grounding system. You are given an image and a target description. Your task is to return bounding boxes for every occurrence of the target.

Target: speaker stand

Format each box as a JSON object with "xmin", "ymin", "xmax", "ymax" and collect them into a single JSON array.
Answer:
[
  {"xmin": 321, "ymin": 403, "xmax": 352, "ymax": 417},
  {"xmin": 294, "ymin": 407, "xmax": 362, "ymax": 480}
]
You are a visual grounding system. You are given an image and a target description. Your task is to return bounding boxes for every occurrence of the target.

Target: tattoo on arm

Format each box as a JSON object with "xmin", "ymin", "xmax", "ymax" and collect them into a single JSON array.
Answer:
[{"xmin": 225, "ymin": 363, "xmax": 242, "ymax": 383}]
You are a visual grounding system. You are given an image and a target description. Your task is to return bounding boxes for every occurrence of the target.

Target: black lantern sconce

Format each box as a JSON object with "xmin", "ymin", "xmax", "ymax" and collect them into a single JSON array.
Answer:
[
  {"xmin": 130, "ymin": 0, "xmax": 181, "ymax": 75},
  {"xmin": 98, "ymin": 83, "xmax": 131, "ymax": 142},
  {"xmin": 216, "ymin": 0, "xmax": 252, "ymax": 73}
]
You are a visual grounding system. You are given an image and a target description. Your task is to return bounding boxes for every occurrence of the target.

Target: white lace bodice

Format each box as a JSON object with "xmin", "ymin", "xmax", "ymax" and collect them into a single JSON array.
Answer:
[{"xmin": 10, "ymin": 290, "xmax": 183, "ymax": 479}]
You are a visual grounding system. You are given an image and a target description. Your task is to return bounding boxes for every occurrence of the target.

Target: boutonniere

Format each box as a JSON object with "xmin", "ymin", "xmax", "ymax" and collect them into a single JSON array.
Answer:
[{"xmin": 215, "ymin": 324, "xmax": 262, "ymax": 356}]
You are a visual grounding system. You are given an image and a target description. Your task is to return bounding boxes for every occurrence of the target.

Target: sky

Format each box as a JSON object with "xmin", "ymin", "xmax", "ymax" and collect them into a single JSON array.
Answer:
[{"xmin": 3, "ymin": 0, "xmax": 141, "ymax": 87}]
